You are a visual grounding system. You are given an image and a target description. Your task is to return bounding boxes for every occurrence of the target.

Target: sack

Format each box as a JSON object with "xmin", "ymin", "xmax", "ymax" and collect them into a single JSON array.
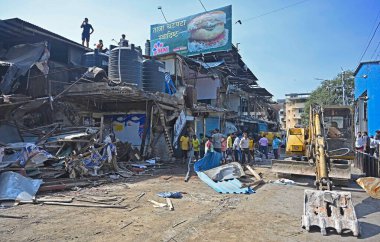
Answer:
[{"xmin": 356, "ymin": 177, "xmax": 380, "ymax": 199}]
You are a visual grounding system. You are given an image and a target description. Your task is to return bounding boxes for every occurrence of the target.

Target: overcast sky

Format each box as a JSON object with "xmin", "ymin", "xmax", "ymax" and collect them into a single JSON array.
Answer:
[{"xmin": 2, "ymin": 0, "xmax": 379, "ymax": 99}]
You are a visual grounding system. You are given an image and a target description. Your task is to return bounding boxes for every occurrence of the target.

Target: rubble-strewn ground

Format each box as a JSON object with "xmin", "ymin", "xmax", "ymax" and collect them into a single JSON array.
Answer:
[{"xmin": 1, "ymin": 164, "xmax": 380, "ymax": 242}]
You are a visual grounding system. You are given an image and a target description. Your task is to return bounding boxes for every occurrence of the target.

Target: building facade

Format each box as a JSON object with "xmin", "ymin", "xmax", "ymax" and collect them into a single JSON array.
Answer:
[
  {"xmin": 284, "ymin": 93, "xmax": 310, "ymax": 129},
  {"xmin": 354, "ymin": 61, "xmax": 380, "ymax": 135}
]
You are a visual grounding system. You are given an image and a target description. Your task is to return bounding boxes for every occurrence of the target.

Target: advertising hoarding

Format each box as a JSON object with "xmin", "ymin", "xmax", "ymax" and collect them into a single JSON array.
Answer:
[{"xmin": 150, "ymin": 5, "xmax": 232, "ymax": 56}]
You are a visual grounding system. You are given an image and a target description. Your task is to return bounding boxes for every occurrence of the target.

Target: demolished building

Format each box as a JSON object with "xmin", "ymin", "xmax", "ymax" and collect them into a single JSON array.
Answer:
[{"xmin": 0, "ymin": 15, "xmax": 279, "ymax": 191}]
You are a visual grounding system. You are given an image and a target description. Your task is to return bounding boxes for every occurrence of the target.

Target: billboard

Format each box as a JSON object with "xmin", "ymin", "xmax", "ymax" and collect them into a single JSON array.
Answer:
[{"xmin": 150, "ymin": 5, "xmax": 232, "ymax": 56}]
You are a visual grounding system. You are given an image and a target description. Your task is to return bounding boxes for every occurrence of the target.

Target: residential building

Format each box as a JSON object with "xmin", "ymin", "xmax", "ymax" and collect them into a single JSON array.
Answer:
[
  {"xmin": 284, "ymin": 93, "xmax": 310, "ymax": 129},
  {"xmin": 354, "ymin": 61, "xmax": 380, "ymax": 135},
  {"xmin": 276, "ymin": 99, "xmax": 286, "ymax": 129}
]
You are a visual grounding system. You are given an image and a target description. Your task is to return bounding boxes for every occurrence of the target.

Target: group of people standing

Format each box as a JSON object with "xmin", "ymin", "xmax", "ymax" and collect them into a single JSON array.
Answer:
[
  {"xmin": 80, "ymin": 17, "xmax": 128, "ymax": 51},
  {"xmin": 355, "ymin": 130, "xmax": 380, "ymax": 157},
  {"xmin": 179, "ymin": 129, "xmax": 283, "ymax": 164}
]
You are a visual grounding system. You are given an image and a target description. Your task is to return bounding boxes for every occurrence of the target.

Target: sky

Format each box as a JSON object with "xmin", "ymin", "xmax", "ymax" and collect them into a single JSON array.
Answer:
[{"xmin": 1, "ymin": 0, "xmax": 380, "ymax": 99}]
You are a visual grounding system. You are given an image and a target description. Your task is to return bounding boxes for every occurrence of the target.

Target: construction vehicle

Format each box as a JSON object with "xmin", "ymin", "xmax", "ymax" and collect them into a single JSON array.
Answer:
[
  {"xmin": 272, "ymin": 105, "xmax": 353, "ymax": 181},
  {"xmin": 274, "ymin": 105, "xmax": 359, "ymax": 236}
]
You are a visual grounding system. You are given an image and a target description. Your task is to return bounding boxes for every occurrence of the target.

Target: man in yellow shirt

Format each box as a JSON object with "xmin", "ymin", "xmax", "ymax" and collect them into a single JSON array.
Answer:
[
  {"xmin": 249, "ymin": 135, "xmax": 254, "ymax": 163},
  {"xmin": 180, "ymin": 134, "xmax": 190, "ymax": 162},
  {"xmin": 192, "ymin": 135, "xmax": 200, "ymax": 160},
  {"xmin": 226, "ymin": 133, "xmax": 235, "ymax": 161}
]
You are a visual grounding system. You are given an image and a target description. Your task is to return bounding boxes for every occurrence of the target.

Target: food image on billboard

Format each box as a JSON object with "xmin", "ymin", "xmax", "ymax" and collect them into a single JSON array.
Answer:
[
  {"xmin": 187, "ymin": 10, "xmax": 229, "ymax": 53},
  {"xmin": 150, "ymin": 5, "xmax": 232, "ymax": 56}
]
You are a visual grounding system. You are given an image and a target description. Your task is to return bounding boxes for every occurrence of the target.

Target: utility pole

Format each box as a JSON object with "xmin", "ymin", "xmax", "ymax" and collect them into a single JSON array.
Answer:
[{"xmin": 341, "ymin": 68, "xmax": 345, "ymax": 105}]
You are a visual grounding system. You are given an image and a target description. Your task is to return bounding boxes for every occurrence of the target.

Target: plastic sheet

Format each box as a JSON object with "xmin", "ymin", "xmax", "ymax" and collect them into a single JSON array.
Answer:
[
  {"xmin": 157, "ymin": 192, "xmax": 183, "ymax": 199},
  {"xmin": 194, "ymin": 151, "xmax": 222, "ymax": 172},
  {"xmin": 0, "ymin": 171, "xmax": 43, "ymax": 201}
]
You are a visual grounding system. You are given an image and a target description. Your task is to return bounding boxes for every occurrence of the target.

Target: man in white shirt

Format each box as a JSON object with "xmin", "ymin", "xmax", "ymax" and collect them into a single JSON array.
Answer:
[
  {"xmin": 233, "ymin": 135, "xmax": 241, "ymax": 162},
  {"xmin": 239, "ymin": 132, "xmax": 251, "ymax": 164},
  {"xmin": 355, "ymin": 132, "xmax": 364, "ymax": 152},
  {"xmin": 258, "ymin": 135, "xmax": 269, "ymax": 159},
  {"xmin": 369, "ymin": 135, "xmax": 377, "ymax": 156}
]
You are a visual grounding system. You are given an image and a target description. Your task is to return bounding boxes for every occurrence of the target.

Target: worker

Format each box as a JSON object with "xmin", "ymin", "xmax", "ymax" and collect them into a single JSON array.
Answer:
[
  {"xmin": 192, "ymin": 135, "xmax": 200, "ymax": 161},
  {"xmin": 363, "ymin": 131, "xmax": 371, "ymax": 154},
  {"xmin": 211, "ymin": 128, "xmax": 224, "ymax": 153},
  {"xmin": 239, "ymin": 132, "xmax": 251, "ymax": 164},
  {"xmin": 233, "ymin": 134, "xmax": 241, "ymax": 162},
  {"xmin": 221, "ymin": 137, "xmax": 227, "ymax": 163},
  {"xmin": 80, "ymin": 18, "xmax": 94, "ymax": 47},
  {"xmin": 226, "ymin": 133, "xmax": 234, "ymax": 161},
  {"xmin": 96, "ymin": 39, "xmax": 103, "ymax": 51},
  {"xmin": 199, "ymin": 133, "xmax": 206, "ymax": 157},
  {"xmin": 272, "ymin": 136, "xmax": 282, "ymax": 159},
  {"xmin": 355, "ymin": 132, "xmax": 364, "ymax": 152},
  {"xmin": 205, "ymin": 136, "xmax": 214, "ymax": 154},
  {"xmin": 369, "ymin": 135, "xmax": 377, "ymax": 156},
  {"xmin": 180, "ymin": 133, "xmax": 190, "ymax": 163},
  {"xmin": 248, "ymin": 135, "xmax": 254, "ymax": 162},
  {"xmin": 259, "ymin": 134, "xmax": 269, "ymax": 159},
  {"xmin": 119, "ymin": 34, "xmax": 128, "ymax": 46}
]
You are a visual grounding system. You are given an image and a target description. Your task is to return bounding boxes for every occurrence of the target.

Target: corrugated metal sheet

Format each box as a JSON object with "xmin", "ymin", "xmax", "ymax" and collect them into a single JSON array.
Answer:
[{"xmin": 196, "ymin": 171, "xmax": 254, "ymax": 194}]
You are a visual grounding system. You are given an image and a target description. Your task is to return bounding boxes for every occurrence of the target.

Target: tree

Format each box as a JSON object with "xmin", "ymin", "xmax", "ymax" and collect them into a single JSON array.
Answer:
[{"xmin": 301, "ymin": 70, "xmax": 354, "ymax": 125}]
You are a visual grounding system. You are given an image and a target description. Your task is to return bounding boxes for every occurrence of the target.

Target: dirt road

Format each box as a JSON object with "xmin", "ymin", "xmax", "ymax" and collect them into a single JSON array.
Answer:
[{"xmin": 1, "ymin": 166, "xmax": 380, "ymax": 242}]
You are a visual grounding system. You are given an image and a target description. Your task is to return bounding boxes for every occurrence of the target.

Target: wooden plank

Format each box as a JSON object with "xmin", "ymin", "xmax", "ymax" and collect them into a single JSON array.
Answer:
[
  {"xmin": 135, "ymin": 192, "xmax": 145, "ymax": 202},
  {"xmin": 166, "ymin": 198, "xmax": 174, "ymax": 211},
  {"xmin": 42, "ymin": 202, "xmax": 127, "ymax": 209},
  {"xmin": 245, "ymin": 165, "xmax": 262, "ymax": 181},
  {"xmin": 0, "ymin": 214, "xmax": 27, "ymax": 219}
]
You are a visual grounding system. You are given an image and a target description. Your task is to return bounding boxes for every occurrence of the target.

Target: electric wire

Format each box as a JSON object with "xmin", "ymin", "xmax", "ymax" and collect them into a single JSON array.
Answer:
[
  {"xmin": 358, "ymin": 9, "xmax": 380, "ymax": 62},
  {"xmin": 239, "ymin": 0, "xmax": 311, "ymax": 23},
  {"xmin": 370, "ymin": 40, "xmax": 380, "ymax": 60},
  {"xmin": 198, "ymin": 0, "xmax": 207, "ymax": 12}
]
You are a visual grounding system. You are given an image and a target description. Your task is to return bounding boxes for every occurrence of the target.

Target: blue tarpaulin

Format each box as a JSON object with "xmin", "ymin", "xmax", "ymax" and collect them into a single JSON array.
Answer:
[{"xmin": 194, "ymin": 152, "xmax": 254, "ymax": 194}]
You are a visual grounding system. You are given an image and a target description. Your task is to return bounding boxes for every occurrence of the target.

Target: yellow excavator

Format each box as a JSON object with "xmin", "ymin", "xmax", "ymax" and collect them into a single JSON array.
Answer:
[
  {"xmin": 275, "ymin": 105, "xmax": 359, "ymax": 236},
  {"xmin": 272, "ymin": 105, "xmax": 353, "ymax": 181}
]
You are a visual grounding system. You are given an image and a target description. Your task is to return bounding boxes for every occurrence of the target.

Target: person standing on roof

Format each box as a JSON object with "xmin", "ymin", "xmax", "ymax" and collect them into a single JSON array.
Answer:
[
  {"xmin": 119, "ymin": 34, "xmax": 128, "ymax": 46},
  {"xmin": 81, "ymin": 18, "xmax": 94, "ymax": 48},
  {"xmin": 96, "ymin": 39, "xmax": 103, "ymax": 51}
]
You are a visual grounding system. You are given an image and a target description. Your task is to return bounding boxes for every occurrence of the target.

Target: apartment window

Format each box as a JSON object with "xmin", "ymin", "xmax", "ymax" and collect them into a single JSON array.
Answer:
[{"xmin": 298, "ymin": 108, "xmax": 304, "ymax": 114}]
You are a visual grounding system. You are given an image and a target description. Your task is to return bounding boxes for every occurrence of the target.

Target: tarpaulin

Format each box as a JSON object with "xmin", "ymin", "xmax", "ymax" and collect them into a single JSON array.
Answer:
[
  {"xmin": 194, "ymin": 152, "xmax": 254, "ymax": 194},
  {"xmin": 0, "ymin": 42, "xmax": 50, "ymax": 94},
  {"xmin": 194, "ymin": 152, "xmax": 222, "ymax": 172},
  {"xmin": 0, "ymin": 171, "xmax": 42, "ymax": 201}
]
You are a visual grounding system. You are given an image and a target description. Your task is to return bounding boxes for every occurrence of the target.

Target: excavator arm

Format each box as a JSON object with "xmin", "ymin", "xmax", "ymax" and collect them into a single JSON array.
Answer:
[{"xmin": 302, "ymin": 104, "xmax": 359, "ymax": 236}]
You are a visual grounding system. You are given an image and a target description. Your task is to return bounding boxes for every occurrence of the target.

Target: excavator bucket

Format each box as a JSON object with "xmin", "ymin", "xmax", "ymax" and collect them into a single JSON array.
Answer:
[
  {"xmin": 302, "ymin": 189, "xmax": 359, "ymax": 236},
  {"xmin": 271, "ymin": 159, "xmax": 351, "ymax": 180}
]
